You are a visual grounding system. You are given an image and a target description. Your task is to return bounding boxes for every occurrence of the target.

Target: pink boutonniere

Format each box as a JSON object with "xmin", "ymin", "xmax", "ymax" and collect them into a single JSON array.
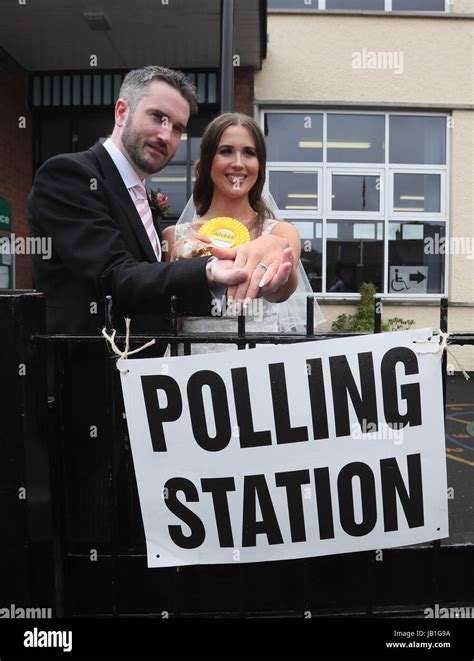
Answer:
[{"xmin": 148, "ymin": 189, "xmax": 171, "ymax": 218}]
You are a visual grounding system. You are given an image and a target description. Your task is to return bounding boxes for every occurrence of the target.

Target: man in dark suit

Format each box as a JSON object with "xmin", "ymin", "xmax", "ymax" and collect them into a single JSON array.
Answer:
[{"xmin": 28, "ymin": 66, "xmax": 293, "ymax": 335}]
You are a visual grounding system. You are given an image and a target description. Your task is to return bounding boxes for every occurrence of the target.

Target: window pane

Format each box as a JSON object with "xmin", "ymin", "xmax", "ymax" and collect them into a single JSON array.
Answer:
[
  {"xmin": 393, "ymin": 174, "xmax": 441, "ymax": 213},
  {"xmin": 93, "ymin": 75, "xmax": 102, "ymax": 105},
  {"xmin": 83, "ymin": 75, "xmax": 91, "ymax": 105},
  {"xmin": 42, "ymin": 76, "xmax": 51, "ymax": 106},
  {"xmin": 113, "ymin": 74, "xmax": 122, "ymax": 103},
  {"xmin": 197, "ymin": 73, "xmax": 206, "ymax": 103},
  {"xmin": 390, "ymin": 116, "xmax": 446, "ymax": 164},
  {"xmin": 208, "ymin": 73, "xmax": 217, "ymax": 103},
  {"xmin": 268, "ymin": 0, "xmax": 319, "ymax": 8},
  {"xmin": 392, "ymin": 0, "xmax": 445, "ymax": 10},
  {"xmin": 327, "ymin": 114, "xmax": 385, "ymax": 163},
  {"xmin": 269, "ymin": 171, "xmax": 319, "ymax": 211},
  {"xmin": 52, "ymin": 75, "xmax": 61, "ymax": 106},
  {"xmin": 103, "ymin": 75, "xmax": 112, "ymax": 105},
  {"xmin": 266, "ymin": 113, "xmax": 323, "ymax": 162},
  {"xmin": 73, "ymin": 75, "xmax": 81, "ymax": 105},
  {"xmin": 291, "ymin": 220, "xmax": 323, "ymax": 292},
  {"xmin": 62, "ymin": 75, "xmax": 71, "ymax": 105},
  {"xmin": 332, "ymin": 174, "xmax": 380, "ymax": 212},
  {"xmin": 32, "ymin": 76, "xmax": 42, "ymax": 106},
  {"xmin": 327, "ymin": 0, "xmax": 384, "ymax": 9},
  {"xmin": 174, "ymin": 133, "xmax": 187, "ymax": 161},
  {"xmin": 191, "ymin": 137, "xmax": 202, "ymax": 161},
  {"xmin": 147, "ymin": 165, "xmax": 187, "ymax": 218},
  {"xmin": 389, "ymin": 222, "xmax": 445, "ymax": 293},
  {"xmin": 326, "ymin": 220, "xmax": 384, "ymax": 293}
]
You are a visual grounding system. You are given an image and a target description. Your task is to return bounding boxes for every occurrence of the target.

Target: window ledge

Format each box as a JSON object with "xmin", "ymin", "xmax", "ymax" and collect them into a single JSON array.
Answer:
[
  {"xmin": 317, "ymin": 296, "xmax": 447, "ymax": 306},
  {"xmin": 268, "ymin": 10, "xmax": 474, "ymax": 19}
]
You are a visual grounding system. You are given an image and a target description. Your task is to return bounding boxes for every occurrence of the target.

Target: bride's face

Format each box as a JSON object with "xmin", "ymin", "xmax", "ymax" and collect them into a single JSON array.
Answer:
[{"xmin": 210, "ymin": 125, "xmax": 259, "ymax": 201}]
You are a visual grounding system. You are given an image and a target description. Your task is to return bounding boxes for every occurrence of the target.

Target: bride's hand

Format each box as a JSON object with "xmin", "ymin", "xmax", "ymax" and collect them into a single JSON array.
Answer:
[
  {"xmin": 209, "ymin": 234, "xmax": 294, "ymax": 301},
  {"xmin": 172, "ymin": 235, "xmax": 212, "ymax": 260}
]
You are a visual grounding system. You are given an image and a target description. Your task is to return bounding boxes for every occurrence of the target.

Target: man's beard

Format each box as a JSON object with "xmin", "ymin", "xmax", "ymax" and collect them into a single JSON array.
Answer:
[{"xmin": 122, "ymin": 117, "xmax": 168, "ymax": 175}]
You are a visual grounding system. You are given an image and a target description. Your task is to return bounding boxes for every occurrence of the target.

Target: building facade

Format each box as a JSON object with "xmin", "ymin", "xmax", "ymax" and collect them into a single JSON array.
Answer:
[
  {"xmin": 259, "ymin": 0, "xmax": 473, "ymax": 367},
  {"xmin": 0, "ymin": 0, "xmax": 472, "ymax": 365}
]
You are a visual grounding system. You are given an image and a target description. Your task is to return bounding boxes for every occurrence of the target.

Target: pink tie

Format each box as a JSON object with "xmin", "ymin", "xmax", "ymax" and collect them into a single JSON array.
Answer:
[{"xmin": 131, "ymin": 184, "xmax": 161, "ymax": 261}]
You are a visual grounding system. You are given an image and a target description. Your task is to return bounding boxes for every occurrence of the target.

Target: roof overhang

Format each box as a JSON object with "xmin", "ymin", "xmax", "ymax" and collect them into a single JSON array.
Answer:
[{"xmin": 0, "ymin": 0, "xmax": 266, "ymax": 71}]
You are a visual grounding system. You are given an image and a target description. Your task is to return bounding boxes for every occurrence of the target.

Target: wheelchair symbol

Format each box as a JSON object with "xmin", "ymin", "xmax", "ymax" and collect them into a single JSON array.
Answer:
[{"xmin": 391, "ymin": 268, "xmax": 411, "ymax": 292}]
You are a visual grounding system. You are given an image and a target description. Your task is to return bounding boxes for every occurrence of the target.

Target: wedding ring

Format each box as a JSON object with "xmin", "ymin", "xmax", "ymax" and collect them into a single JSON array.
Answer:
[{"xmin": 255, "ymin": 262, "xmax": 268, "ymax": 271}]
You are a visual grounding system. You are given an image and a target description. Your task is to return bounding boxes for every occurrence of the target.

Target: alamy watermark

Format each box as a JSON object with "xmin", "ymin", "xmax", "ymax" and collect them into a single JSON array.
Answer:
[
  {"xmin": 211, "ymin": 296, "xmax": 265, "ymax": 320},
  {"xmin": 352, "ymin": 48, "xmax": 404, "ymax": 75},
  {"xmin": 0, "ymin": 603, "xmax": 52, "ymax": 618},
  {"xmin": 424, "ymin": 234, "xmax": 474, "ymax": 259},
  {"xmin": 351, "ymin": 420, "xmax": 404, "ymax": 444},
  {"xmin": 0, "ymin": 234, "xmax": 52, "ymax": 260},
  {"xmin": 425, "ymin": 604, "xmax": 474, "ymax": 619}
]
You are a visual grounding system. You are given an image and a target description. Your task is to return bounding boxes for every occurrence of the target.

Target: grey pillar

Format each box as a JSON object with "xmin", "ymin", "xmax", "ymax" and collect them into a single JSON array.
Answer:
[{"xmin": 220, "ymin": 0, "xmax": 235, "ymax": 113}]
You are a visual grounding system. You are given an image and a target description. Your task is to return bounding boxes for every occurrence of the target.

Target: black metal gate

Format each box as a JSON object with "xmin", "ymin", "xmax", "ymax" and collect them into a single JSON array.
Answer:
[{"xmin": 1, "ymin": 291, "xmax": 473, "ymax": 618}]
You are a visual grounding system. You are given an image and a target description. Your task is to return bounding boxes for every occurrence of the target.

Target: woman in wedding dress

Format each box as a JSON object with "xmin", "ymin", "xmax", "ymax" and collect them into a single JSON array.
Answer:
[{"xmin": 162, "ymin": 113, "xmax": 324, "ymax": 353}]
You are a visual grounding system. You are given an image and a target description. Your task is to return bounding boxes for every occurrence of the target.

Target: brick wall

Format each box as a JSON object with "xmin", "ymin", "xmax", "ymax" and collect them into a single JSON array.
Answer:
[
  {"xmin": 234, "ymin": 66, "xmax": 255, "ymax": 117},
  {"xmin": 0, "ymin": 48, "xmax": 32, "ymax": 289}
]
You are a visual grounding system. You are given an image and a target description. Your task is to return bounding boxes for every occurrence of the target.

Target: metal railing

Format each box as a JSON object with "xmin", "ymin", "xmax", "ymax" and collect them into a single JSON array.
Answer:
[{"xmin": 0, "ymin": 291, "xmax": 472, "ymax": 617}]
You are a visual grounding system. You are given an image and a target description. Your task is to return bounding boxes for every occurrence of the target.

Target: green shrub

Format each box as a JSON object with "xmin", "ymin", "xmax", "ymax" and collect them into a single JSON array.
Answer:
[{"xmin": 331, "ymin": 282, "xmax": 414, "ymax": 333}]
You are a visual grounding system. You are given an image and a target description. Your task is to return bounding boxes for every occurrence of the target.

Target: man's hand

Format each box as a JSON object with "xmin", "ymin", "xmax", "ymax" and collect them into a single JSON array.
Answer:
[
  {"xmin": 209, "ymin": 234, "xmax": 294, "ymax": 301},
  {"xmin": 205, "ymin": 258, "xmax": 247, "ymax": 288}
]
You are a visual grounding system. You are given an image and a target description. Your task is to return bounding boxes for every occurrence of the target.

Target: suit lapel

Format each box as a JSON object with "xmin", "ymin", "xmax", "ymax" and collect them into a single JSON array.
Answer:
[{"xmin": 90, "ymin": 142, "xmax": 158, "ymax": 263}]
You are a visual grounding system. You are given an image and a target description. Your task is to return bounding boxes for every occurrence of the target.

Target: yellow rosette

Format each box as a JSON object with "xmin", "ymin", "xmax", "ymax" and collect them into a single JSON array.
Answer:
[{"xmin": 197, "ymin": 217, "xmax": 250, "ymax": 253}]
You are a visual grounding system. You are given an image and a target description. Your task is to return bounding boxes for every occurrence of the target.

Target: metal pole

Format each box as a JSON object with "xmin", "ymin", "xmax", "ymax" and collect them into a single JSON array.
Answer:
[{"xmin": 220, "ymin": 0, "xmax": 235, "ymax": 113}]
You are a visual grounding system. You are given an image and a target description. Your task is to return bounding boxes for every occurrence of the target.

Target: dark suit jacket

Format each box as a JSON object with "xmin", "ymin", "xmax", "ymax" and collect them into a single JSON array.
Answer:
[{"xmin": 28, "ymin": 142, "xmax": 211, "ymax": 334}]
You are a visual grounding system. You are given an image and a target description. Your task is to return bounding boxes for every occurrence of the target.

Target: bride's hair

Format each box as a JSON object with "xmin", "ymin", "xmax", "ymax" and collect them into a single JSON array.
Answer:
[{"xmin": 193, "ymin": 113, "xmax": 275, "ymax": 234}]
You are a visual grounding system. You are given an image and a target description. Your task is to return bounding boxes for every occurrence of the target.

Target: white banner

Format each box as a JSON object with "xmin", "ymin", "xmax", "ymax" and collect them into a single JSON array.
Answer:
[{"xmin": 120, "ymin": 329, "xmax": 448, "ymax": 568}]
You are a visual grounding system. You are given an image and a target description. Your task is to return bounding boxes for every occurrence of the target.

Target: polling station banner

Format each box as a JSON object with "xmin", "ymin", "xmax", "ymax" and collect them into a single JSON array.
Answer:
[{"xmin": 119, "ymin": 329, "xmax": 448, "ymax": 568}]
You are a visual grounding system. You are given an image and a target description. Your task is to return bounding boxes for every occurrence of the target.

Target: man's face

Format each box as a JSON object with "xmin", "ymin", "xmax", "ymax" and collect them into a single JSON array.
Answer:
[{"xmin": 119, "ymin": 79, "xmax": 190, "ymax": 177}]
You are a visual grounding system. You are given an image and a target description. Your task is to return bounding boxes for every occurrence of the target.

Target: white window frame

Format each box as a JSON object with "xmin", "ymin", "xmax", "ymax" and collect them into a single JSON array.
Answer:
[
  {"xmin": 327, "ymin": 168, "xmax": 385, "ymax": 218},
  {"xmin": 388, "ymin": 169, "xmax": 446, "ymax": 220},
  {"xmin": 261, "ymin": 108, "xmax": 449, "ymax": 298},
  {"xmin": 270, "ymin": 0, "xmax": 449, "ymax": 12},
  {"xmin": 266, "ymin": 165, "xmax": 323, "ymax": 219}
]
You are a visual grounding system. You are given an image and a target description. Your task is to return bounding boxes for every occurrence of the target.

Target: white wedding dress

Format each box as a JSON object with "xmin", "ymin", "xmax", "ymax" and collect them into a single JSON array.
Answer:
[{"xmin": 172, "ymin": 212, "xmax": 325, "ymax": 355}]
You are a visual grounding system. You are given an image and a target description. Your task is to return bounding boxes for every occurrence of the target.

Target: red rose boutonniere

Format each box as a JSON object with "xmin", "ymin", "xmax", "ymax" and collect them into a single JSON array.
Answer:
[{"xmin": 148, "ymin": 189, "xmax": 171, "ymax": 219}]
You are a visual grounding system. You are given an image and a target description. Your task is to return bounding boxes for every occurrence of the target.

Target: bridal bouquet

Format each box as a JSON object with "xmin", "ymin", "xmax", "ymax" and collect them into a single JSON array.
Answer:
[{"xmin": 148, "ymin": 189, "xmax": 170, "ymax": 218}]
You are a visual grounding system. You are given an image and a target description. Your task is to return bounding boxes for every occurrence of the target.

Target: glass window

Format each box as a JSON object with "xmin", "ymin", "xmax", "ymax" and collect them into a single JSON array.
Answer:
[
  {"xmin": 173, "ymin": 134, "xmax": 188, "ymax": 161},
  {"xmin": 392, "ymin": 0, "xmax": 445, "ymax": 10},
  {"xmin": 266, "ymin": 113, "xmax": 323, "ymax": 162},
  {"xmin": 113, "ymin": 74, "xmax": 122, "ymax": 103},
  {"xmin": 332, "ymin": 174, "xmax": 381, "ymax": 212},
  {"xmin": 326, "ymin": 220, "xmax": 384, "ymax": 293},
  {"xmin": 83, "ymin": 75, "xmax": 91, "ymax": 105},
  {"xmin": 191, "ymin": 137, "xmax": 202, "ymax": 162},
  {"xmin": 390, "ymin": 116, "xmax": 446, "ymax": 164},
  {"xmin": 93, "ymin": 75, "xmax": 102, "ymax": 105},
  {"xmin": 389, "ymin": 222, "xmax": 445, "ymax": 293},
  {"xmin": 291, "ymin": 220, "xmax": 323, "ymax": 292},
  {"xmin": 393, "ymin": 174, "xmax": 441, "ymax": 213},
  {"xmin": 147, "ymin": 165, "xmax": 187, "ymax": 219},
  {"xmin": 42, "ymin": 76, "xmax": 51, "ymax": 106},
  {"xmin": 268, "ymin": 0, "xmax": 319, "ymax": 8},
  {"xmin": 52, "ymin": 75, "xmax": 61, "ymax": 106},
  {"xmin": 32, "ymin": 76, "xmax": 42, "ymax": 106},
  {"xmin": 327, "ymin": 0, "xmax": 384, "ymax": 9},
  {"xmin": 327, "ymin": 114, "xmax": 385, "ymax": 163},
  {"xmin": 197, "ymin": 73, "xmax": 206, "ymax": 103},
  {"xmin": 62, "ymin": 75, "xmax": 71, "ymax": 106},
  {"xmin": 208, "ymin": 73, "xmax": 217, "ymax": 104},
  {"xmin": 103, "ymin": 75, "xmax": 112, "ymax": 105},
  {"xmin": 269, "ymin": 170, "xmax": 319, "ymax": 212},
  {"xmin": 73, "ymin": 75, "xmax": 81, "ymax": 105}
]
